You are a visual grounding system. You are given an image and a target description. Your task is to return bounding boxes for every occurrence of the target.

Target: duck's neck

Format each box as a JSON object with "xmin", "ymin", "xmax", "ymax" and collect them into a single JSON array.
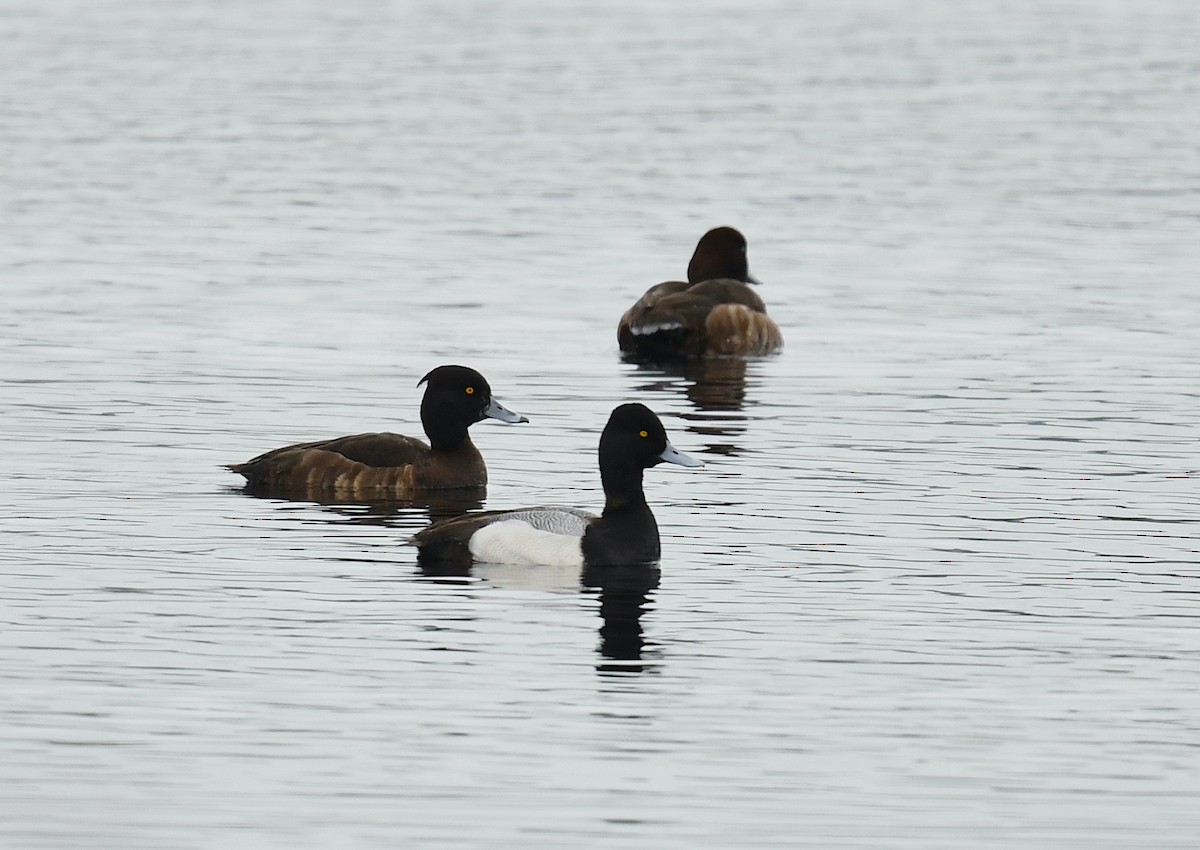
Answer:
[
  {"xmin": 426, "ymin": 427, "xmax": 469, "ymax": 452},
  {"xmin": 601, "ymin": 464, "xmax": 648, "ymax": 515},
  {"xmin": 422, "ymin": 404, "xmax": 469, "ymax": 451},
  {"xmin": 417, "ymin": 437, "xmax": 485, "ymax": 488},
  {"xmin": 589, "ymin": 465, "xmax": 660, "ymax": 566}
]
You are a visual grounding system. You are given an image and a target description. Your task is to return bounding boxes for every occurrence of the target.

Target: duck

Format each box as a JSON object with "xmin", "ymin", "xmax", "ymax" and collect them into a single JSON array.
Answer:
[
  {"xmin": 226, "ymin": 364, "xmax": 527, "ymax": 498},
  {"xmin": 617, "ymin": 226, "xmax": 783, "ymax": 358},
  {"xmin": 412, "ymin": 403, "xmax": 702, "ymax": 568}
]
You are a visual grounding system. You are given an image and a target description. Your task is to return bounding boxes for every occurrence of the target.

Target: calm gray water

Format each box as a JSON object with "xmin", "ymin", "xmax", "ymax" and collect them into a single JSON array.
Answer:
[{"xmin": 4, "ymin": 1, "xmax": 1199, "ymax": 847}]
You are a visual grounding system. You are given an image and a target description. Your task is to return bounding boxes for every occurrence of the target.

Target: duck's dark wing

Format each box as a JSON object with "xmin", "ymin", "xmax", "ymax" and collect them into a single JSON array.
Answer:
[
  {"xmin": 229, "ymin": 432, "xmax": 429, "ymax": 472},
  {"xmin": 619, "ymin": 278, "xmax": 782, "ymax": 357},
  {"xmin": 411, "ymin": 509, "xmax": 512, "ymax": 548},
  {"xmin": 300, "ymin": 432, "xmax": 430, "ymax": 467},
  {"xmin": 226, "ymin": 432, "xmax": 430, "ymax": 494},
  {"xmin": 618, "ymin": 280, "xmax": 711, "ymax": 355}
]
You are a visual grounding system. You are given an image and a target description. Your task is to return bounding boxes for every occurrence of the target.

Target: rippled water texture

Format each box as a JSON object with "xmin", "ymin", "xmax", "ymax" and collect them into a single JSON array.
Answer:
[{"xmin": 4, "ymin": 1, "xmax": 1199, "ymax": 847}]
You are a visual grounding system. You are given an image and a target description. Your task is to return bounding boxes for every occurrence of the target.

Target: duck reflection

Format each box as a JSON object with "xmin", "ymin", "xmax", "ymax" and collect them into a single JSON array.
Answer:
[
  {"xmin": 625, "ymin": 356, "xmax": 751, "ymax": 456},
  {"xmin": 584, "ymin": 563, "xmax": 662, "ymax": 675},
  {"xmin": 232, "ymin": 485, "xmax": 486, "ymax": 528},
  {"xmin": 415, "ymin": 551, "xmax": 662, "ymax": 673}
]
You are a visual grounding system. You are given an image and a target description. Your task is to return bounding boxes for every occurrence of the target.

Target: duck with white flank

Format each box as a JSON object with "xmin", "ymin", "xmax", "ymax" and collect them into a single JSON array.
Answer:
[{"xmin": 412, "ymin": 403, "xmax": 702, "ymax": 568}]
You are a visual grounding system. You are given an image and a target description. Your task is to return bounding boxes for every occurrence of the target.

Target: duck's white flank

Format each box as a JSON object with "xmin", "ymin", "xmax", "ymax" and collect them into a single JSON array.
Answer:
[{"xmin": 468, "ymin": 519, "xmax": 586, "ymax": 567}]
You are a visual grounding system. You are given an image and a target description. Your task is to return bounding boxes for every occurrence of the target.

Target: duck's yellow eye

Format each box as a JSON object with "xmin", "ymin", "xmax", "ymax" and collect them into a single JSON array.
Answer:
[
  {"xmin": 465, "ymin": 387, "xmax": 475, "ymax": 395},
  {"xmin": 639, "ymin": 430, "xmax": 648, "ymax": 438}
]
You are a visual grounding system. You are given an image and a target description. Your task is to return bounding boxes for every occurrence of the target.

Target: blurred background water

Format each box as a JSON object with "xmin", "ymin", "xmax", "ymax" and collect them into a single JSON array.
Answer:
[{"xmin": 3, "ymin": 1, "xmax": 1199, "ymax": 847}]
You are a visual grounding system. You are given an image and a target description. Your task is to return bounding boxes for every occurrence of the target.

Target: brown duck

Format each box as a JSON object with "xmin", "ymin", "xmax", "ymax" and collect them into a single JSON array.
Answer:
[
  {"xmin": 617, "ymin": 226, "xmax": 783, "ymax": 358},
  {"xmin": 226, "ymin": 365, "xmax": 527, "ymax": 498}
]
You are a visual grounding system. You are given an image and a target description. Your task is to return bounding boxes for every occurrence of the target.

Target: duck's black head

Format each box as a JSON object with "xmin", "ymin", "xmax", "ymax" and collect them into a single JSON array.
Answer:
[
  {"xmin": 600, "ymin": 403, "xmax": 673, "ymax": 470},
  {"xmin": 418, "ymin": 365, "xmax": 527, "ymax": 449},
  {"xmin": 598, "ymin": 403, "xmax": 701, "ymax": 509}
]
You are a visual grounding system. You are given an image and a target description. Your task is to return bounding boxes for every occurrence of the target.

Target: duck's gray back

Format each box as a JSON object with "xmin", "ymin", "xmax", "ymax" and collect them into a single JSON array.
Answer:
[{"xmin": 493, "ymin": 508, "xmax": 595, "ymax": 537}]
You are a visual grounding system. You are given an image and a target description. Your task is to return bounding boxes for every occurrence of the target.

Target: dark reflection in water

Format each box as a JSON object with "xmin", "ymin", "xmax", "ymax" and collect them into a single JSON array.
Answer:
[
  {"xmin": 583, "ymin": 563, "xmax": 661, "ymax": 675},
  {"xmin": 414, "ymin": 543, "xmax": 476, "ymax": 579},
  {"xmin": 234, "ymin": 479, "xmax": 663, "ymax": 670},
  {"xmin": 416, "ymin": 550, "xmax": 662, "ymax": 673},
  {"xmin": 232, "ymin": 485, "xmax": 487, "ymax": 526},
  {"xmin": 625, "ymin": 356, "xmax": 751, "ymax": 456}
]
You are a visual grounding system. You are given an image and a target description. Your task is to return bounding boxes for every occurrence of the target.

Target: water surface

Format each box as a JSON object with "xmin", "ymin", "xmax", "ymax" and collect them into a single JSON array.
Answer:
[{"xmin": 4, "ymin": 1, "xmax": 1199, "ymax": 848}]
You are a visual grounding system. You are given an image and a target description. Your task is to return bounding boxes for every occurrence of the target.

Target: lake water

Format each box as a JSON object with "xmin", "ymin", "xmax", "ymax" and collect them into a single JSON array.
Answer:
[{"xmin": 4, "ymin": 1, "xmax": 1199, "ymax": 847}]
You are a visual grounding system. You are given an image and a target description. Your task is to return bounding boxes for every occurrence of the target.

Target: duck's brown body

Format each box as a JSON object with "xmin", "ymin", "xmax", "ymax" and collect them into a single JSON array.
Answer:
[
  {"xmin": 226, "ymin": 365, "xmax": 526, "ymax": 499},
  {"xmin": 618, "ymin": 227, "xmax": 783, "ymax": 359},
  {"xmin": 227, "ymin": 432, "xmax": 487, "ymax": 498},
  {"xmin": 618, "ymin": 279, "xmax": 783, "ymax": 357}
]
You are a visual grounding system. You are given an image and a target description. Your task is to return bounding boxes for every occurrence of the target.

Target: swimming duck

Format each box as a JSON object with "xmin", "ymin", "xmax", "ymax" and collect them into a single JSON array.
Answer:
[
  {"xmin": 412, "ymin": 403, "xmax": 702, "ymax": 567},
  {"xmin": 618, "ymin": 226, "xmax": 783, "ymax": 358},
  {"xmin": 227, "ymin": 364, "xmax": 527, "ymax": 497}
]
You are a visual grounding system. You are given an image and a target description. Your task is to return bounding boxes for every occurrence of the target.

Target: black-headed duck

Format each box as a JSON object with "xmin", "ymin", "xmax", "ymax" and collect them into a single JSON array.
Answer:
[
  {"xmin": 227, "ymin": 365, "xmax": 527, "ymax": 498},
  {"xmin": 412, "ymin": 403, "xmax": 701, "ymax": 568}
]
